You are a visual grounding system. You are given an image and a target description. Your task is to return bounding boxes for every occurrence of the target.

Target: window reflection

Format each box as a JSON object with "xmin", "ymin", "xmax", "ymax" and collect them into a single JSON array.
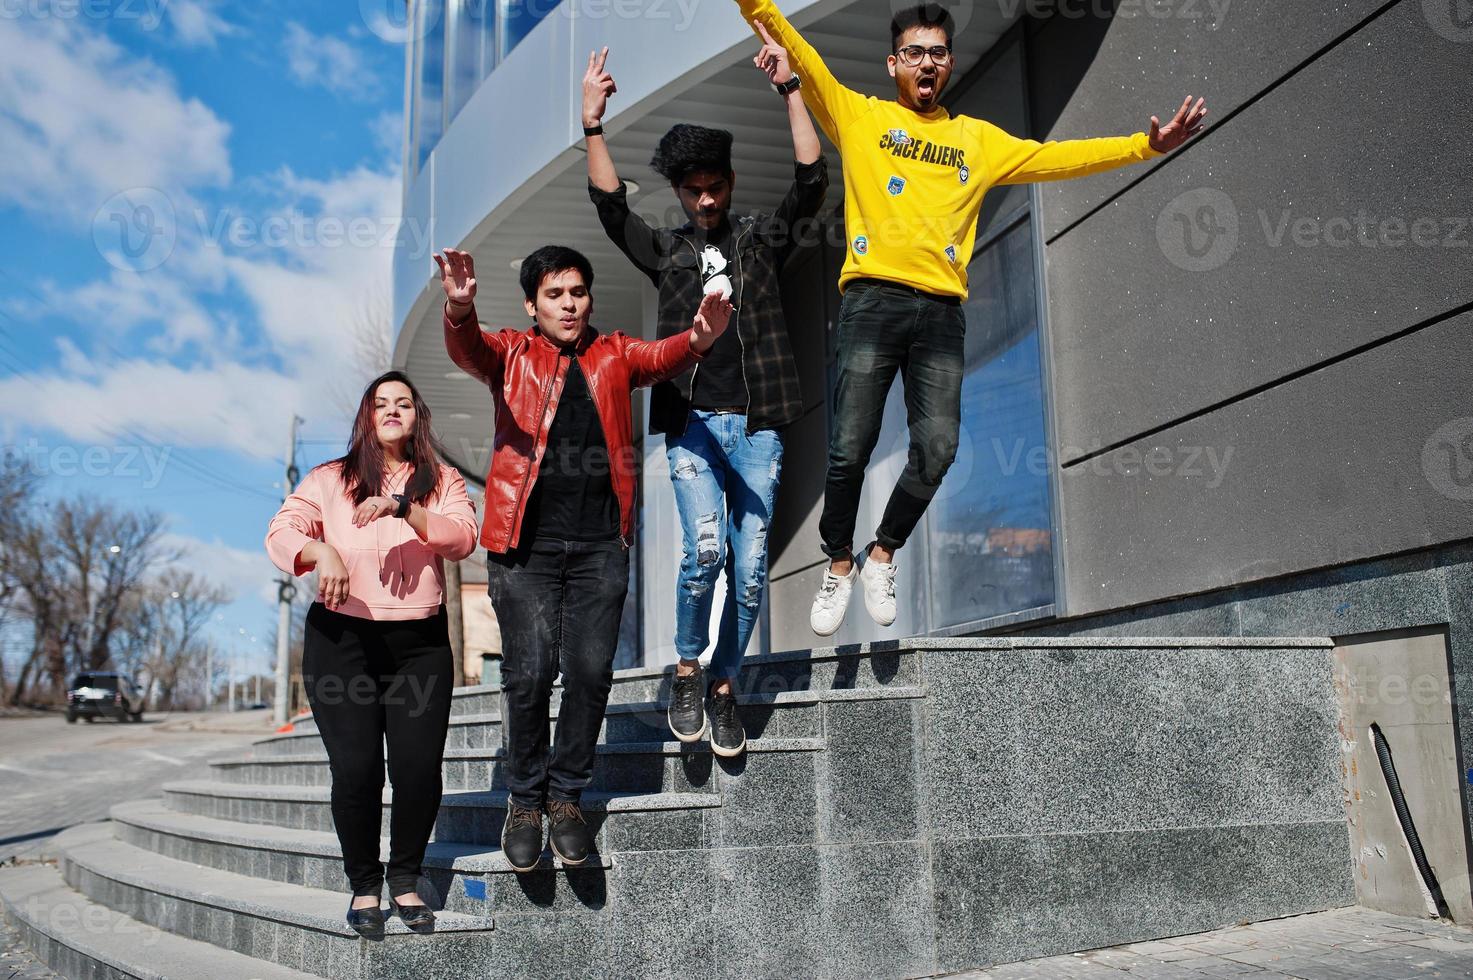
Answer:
[{"xmin": 925, "ymin": 217, "xmax": 1056, "ymax": 629}]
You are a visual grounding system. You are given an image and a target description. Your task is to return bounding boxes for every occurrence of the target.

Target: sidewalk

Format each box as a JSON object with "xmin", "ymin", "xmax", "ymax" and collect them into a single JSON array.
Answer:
[{"xmin": 951, "ymin": 906, "xmax": 1473, "ymax": 978}]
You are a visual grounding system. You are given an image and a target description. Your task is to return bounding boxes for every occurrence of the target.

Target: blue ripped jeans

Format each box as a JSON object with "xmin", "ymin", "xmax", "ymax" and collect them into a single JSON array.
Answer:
[{"xmin": 666, "ymin": 411, "xmax": 784, "ymax": 680}]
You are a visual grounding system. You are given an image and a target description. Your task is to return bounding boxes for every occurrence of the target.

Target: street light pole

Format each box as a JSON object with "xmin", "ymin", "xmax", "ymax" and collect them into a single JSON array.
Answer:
[{"xmin": 274, "ymin": 414, "xmax": 303, "ymax": 725}]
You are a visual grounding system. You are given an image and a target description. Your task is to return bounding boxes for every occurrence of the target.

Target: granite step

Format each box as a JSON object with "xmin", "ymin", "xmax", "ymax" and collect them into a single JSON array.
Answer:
[
  {"xmin": 209, "ymin": 737, "xmax": 826, "ymax": 795},
  {"xmin": 283, "ymin": 642, "xmax": 921, "ymax": 734},
  {"xmin": 109, "ymin": 799, "xmax": 612, "ymax": 918},
  {"xmin": 0, "ymin": 860, "xmax": 317, "ymax": 980},
  {"xmin": 54, "ymin": 822, "xmax": 493, "ymax": 980},
  {"xmin": 161, "ymin": 779, "xmax": 724, "ymax": 846},
  {"xmin": 249, "ymin": 684, "xmax": 914, "ymax": 759}
]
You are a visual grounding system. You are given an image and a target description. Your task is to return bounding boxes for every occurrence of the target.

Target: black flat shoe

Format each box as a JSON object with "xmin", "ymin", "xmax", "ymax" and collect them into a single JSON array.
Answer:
[
  {"xmin": 389, "ymin": 896, "xmax": 436, "ymax": 932},
  {"xmin": 345, "ymin": 900, "xmax": 385, "ymax": 938}
]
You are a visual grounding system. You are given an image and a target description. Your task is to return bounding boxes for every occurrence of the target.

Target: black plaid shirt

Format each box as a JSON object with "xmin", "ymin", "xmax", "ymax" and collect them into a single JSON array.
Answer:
[{"xmin": 588, "ymin": 158, "xmax": 828, "ymax": 436}]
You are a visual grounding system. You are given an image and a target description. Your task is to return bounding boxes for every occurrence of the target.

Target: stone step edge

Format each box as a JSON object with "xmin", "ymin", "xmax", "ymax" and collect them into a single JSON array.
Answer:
[
  {"xmin": 256, "ymin": 686, "xmax": 923, "ymax": 747},
  {"xmin": 0, "ymin": 861, "xmax": 318, "ymax": 980},
  {"xmin": 162, "ymin": 781, "xmax": 724, "ymax": 812},
  {"xmin": 54, "ymin": 824, "xmax": 492, "ymax": 940},
  {"xmin": 110, "ymin": 799, "xmax": 610, "ymax": 875},
  {"xmin": 215, "ymin": 737, "xmax": 827, "ymax": 768},
  {"xmin": 440, "ymin": 635, "xmax": 1330, "ymax": 700}
]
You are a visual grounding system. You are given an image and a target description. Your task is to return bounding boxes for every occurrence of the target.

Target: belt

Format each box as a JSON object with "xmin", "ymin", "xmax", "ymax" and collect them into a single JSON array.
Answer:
[{"xmin": 847, "ymin": 277, "xmax": 963, "ymax": 307}]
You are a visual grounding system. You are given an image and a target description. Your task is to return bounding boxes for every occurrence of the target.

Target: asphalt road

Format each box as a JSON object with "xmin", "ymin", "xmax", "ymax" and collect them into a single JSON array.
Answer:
[{"xmin": 0, "ymin": 708, "xmax": 284, "ymax": 864}]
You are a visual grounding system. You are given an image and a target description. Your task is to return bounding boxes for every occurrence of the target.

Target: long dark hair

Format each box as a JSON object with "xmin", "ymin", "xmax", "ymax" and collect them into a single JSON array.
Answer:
[{"xmin": 332, "ymin": 371, "xmax": 450, "ymax": 506}]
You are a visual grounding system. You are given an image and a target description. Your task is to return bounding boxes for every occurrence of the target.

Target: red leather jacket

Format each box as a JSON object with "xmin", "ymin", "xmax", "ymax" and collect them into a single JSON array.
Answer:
[{"xmin": 444, "ymin": 304, "xmax": 701, "ymax": 553}]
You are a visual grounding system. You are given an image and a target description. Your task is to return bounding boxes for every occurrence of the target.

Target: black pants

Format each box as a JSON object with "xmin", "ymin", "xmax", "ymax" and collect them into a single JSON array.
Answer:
[
  {"xmin": 302, "ymin": 603, "xmax": 454, "ymax": 896},
  {"xmin": 819, "ymin": 279, "xmax": 966, "ymax": 559},
  {"xmin": 486, "ymin": 538, "xmax": 629, "ymax": 810}
]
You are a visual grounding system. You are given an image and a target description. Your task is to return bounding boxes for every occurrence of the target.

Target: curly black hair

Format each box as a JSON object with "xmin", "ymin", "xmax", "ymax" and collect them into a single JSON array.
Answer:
[{"xmin": 649, "ymin": 124, "xmax": 734, "ymax": 185}]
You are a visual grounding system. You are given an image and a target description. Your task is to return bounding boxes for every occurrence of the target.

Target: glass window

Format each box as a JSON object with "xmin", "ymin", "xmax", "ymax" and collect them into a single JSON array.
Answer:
[
  {"xmin": 924, "ymin": 217, "xmax": 1056, "ymax": 629},
  {"xmin": 498, "ymin": 0, "xmax": 556, "ymax": 60},
  {"xmin": 413, "ymin": 0, "xmax": 446, "ymax": 175},
  {"xmin": 446, "ymin": 0, "xmax": 491, "ymax": 124}
]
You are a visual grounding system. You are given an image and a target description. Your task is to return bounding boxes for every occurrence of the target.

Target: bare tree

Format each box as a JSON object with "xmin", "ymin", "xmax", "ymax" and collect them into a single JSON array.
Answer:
[{"xmin": 52, "ymin": 497, "xmax": 177, "ymax": 681}]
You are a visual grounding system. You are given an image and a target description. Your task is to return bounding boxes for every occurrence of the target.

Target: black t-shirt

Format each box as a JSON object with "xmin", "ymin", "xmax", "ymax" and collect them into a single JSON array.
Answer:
[
  {"xmin": 689, "ymin": 219, "xmax": 750, "ymax": 411},
  {"xmin": 521, "ymin": 355, "xmax": 620, "ymax": 542}
]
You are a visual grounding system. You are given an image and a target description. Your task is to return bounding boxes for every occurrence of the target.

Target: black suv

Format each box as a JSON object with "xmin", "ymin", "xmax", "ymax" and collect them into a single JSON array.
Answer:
[{"xmin": 66, "ymin": 672, "xmax": 145, "ymax": 723}]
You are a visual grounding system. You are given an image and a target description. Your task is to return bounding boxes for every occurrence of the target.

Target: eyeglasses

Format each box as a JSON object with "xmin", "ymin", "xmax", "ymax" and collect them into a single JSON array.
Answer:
[{"xmin": 895, "ymin": 44, "xmax": 952, "ymax": 67}]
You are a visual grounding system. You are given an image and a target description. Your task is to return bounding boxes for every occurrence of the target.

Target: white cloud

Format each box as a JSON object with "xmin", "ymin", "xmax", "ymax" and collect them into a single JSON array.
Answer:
[
  {"xmin": 0, "ymin": 358, "xmax": 304, "ymax": 458},
  {"xmin": 165, "ymin": 0, "xmax": 237, "ymax": 47},
  {"xmin": 0, "ymin": 16, "xmax": 231, "ymax": 221},
  {"xmin": 160, "ymin": 532, "xmax": 280, "ymax": 607},
  {"xmin": 282, "ymin": 21, "xmax": 379, "ymax": 101}
]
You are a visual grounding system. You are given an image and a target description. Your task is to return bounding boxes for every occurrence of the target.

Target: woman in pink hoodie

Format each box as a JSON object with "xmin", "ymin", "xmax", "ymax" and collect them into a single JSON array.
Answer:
[{"xmin": 265, "ymin": 370, "xmax": 477, "ymax": 936}]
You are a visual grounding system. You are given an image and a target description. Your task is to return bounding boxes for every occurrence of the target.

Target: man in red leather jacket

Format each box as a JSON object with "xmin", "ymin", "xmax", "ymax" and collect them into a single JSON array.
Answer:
[{"xmin": 436, "ymin": 244, "xmax": 730, "ymax": 872}]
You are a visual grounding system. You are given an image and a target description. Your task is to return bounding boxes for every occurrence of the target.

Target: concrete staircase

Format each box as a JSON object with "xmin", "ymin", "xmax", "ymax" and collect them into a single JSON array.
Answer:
[{"xmin": 0, "ymin": 638, "xmax": 1357, "ymax": 978}]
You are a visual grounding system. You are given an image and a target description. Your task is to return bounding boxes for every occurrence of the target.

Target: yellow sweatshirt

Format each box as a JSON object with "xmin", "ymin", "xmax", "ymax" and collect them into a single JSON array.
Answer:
[{"xmin": 736, "ymin": 0, "xmax": 1162, "ymax": 299}]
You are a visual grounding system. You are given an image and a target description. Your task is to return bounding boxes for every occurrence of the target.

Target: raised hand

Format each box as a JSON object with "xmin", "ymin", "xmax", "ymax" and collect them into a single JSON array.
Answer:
[
  {"xmin": 1149, "ymin": 96, "xmax": 1207, "ymax": 154},
  {"xmin": 752, "ymin": 21, "xmax": 793, "ymax": 85},
  {"xmin": 433, "ymin": 248, "xmax": 477, "ymax": 315},
  {"xmin": 689, "ymin": 290, "xmax": 734, "ymax": 354},
  {"xmin": 582, "ymin": 46, "xmax": 617, "ymax": 127}
]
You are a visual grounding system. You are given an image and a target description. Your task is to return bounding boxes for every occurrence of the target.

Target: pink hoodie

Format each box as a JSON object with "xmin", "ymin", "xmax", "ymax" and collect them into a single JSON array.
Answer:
[{"xmin": 265, "ymin": 461, "xmax": 478, "ymax": 621}]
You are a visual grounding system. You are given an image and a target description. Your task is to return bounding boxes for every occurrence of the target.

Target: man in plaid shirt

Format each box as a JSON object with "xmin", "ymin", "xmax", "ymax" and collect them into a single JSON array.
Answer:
[{"xmin": 584, "ymin": 38, "xmax": 826, "ymax": 756}]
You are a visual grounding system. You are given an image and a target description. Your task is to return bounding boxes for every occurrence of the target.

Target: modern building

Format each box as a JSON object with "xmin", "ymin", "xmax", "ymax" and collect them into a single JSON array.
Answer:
[{"xmin": 392, "ymin": 0, "xmax": 1471, "ymax": 682}]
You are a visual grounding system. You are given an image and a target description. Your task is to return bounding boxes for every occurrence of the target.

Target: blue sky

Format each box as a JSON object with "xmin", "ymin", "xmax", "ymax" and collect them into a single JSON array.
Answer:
[{"xmin": 0, "ymin": 0, "xmax": 414, "ymax": 673}]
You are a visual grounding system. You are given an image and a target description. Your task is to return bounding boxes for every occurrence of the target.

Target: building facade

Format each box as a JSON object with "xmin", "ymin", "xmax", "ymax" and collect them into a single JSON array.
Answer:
[{"xmin": 392, "ymin": 0, "xmax": 1471, "ymax": 684}]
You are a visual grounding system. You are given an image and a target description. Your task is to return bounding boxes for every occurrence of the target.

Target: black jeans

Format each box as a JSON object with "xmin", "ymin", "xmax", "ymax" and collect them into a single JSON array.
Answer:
[
  {"xmin": 302, "ymin": 603, "xmax": 455, "ymax": 897},
  {"xmin": 486, "ymin": 538, "xmax": 629, "ymax": 810},
  {"xmin": 819, "ymin": 279, "xmax": 966, "ymax": 559}
]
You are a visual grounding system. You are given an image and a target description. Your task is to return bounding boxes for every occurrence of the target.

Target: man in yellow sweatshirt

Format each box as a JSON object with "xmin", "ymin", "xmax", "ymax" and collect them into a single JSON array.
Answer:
[{"xmin": 731, "ymin": 0, "xmax": 1207, "ymax": 635}]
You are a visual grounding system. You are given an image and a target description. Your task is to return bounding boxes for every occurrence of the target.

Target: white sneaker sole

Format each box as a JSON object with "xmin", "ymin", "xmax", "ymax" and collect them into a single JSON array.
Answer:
[
  {"xmin": 711, "ymin": 735, "xmax": 747, "ymax": 759},
  {"xmin": 668, "ymin": 711, "xmax": 708, "ymax": 743}
]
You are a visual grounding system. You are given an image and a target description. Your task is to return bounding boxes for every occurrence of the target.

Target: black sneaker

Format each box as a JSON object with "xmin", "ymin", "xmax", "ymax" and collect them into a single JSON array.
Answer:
[
  {"xmin": 501, "ymin": 803, "xmax": 544, "ymax": 873},
  {"xmin": 545, "ymin": 799, "xmax": 591, "ymax": 866},
  {"xmin": 668, "ymin": 664, "xmax": 708, "ymax": 742},
  {"xmin": 708, "ymin": 690, "xmax": 746, "ymax": 758}
]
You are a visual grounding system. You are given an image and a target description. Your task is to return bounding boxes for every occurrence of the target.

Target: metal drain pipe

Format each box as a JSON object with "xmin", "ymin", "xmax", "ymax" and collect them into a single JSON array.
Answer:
[{"xmin": 1370, "ymin": 721, "xmax": 1452, "ymax": 920}]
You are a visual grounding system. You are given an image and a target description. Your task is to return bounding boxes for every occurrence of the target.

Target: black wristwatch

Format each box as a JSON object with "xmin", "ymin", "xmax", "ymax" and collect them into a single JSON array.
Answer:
[
  {"xmin": 392, "ymin": 493, "xmax": 410, "ymax": 519},
  {"xmin": 772, "ymin": 73, "xmax": 801, "ymax": 96},
  {"xmin": 583, "ymin": 123, "xmax": 604, "ymax": 137}
]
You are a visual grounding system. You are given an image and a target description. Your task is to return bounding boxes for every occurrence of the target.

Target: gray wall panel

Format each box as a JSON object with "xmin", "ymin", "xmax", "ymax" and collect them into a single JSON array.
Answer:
[
  {"xmin": 1042, "ymin": 0, "xmax": 1473, "ymax": 455},
  {"xmin": 1056, "ymin": 312, "xmax": 1473, "ymax": 615},
  {"xmin": 1026, "ymin": 0, "xmax": 1391, "ymax": 234}
]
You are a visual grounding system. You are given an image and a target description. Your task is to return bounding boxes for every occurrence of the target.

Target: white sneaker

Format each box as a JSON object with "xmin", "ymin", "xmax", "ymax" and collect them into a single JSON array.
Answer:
[
  {"xmin": 859, "ymin": 546, "xmax": 898, "ymax": 626},
  {"xmin": 810, "ymin": 563, "xmax": 858, "ymax": 636}
]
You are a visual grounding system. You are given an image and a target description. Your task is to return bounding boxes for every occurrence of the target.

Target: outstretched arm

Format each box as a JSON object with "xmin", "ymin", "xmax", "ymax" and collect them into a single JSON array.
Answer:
[
  {"xmin": 622, "ymin": 292, "xmax": 733, "ymax": 387},
  {"xmin": 583, "ymin": 47, "xmax": 665, "ymax": 282},
  {"xmin": 733, "ymin": 0, "xmax": 863, "ymax": 144},
  {"xmin": 989, "ymin": 95, "xmax": 1207, "ymax": 186},
  {"xmin": 436, "ymin": 248, "xmax": 509, "ymax": 384},
  {"xmin": 583, "ymin": 46, "xmax": 620, "ymax": 193},
  {"xmin": 753, "ymin": 22, "xmax": 820, "ymax": 165}
]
